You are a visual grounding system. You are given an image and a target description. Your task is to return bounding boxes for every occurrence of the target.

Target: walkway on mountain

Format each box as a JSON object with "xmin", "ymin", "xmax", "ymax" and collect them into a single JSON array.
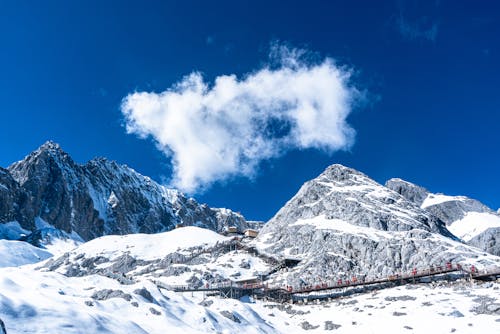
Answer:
[
  {"xmin": 153, "ymin": 263, "xmax": 500, "ymax": 303},
  {"xmin": 166, "ymin": 237, "xmax": 299, "ymax": 279}
]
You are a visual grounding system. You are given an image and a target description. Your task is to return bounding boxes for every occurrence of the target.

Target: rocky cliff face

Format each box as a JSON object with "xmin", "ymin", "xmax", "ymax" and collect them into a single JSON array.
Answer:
[
  {"xmin": 468, "ymin": 228, "xmax": 500, "ymax": 256},
  {"xmin": 253, "ymin": 165, "xmax": 499, "ymax": 286},
  {"xmin": 1, "ymin": 141, "xmax": 253, "ymax": 241},
  {"xmin": 384, "ymin": 178, "xmax": 428, "ymax": 207},
  {"xmin": 0, "ymin": 168, "xmax": 34, "ymax": 231},
  {"xmin": 385, "ymin": 178, "xmax": 492, "ymax": 225},
  {"xmin": 385, "ymin": 177, "xmax": 500, "ymax": 256},
  {"xmin": 266, "ymin": 165, "xmax": 450, "ymax": 235}
]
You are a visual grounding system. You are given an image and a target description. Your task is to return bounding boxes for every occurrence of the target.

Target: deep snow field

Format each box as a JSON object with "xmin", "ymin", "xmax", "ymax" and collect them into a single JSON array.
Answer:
[
  {"xmin": 1, "ymin": 226, "xmax": 499, "ymax": 333},
  {"xmin": 1, "ymin": 262, "xmax": 500, "ymax": 333}
]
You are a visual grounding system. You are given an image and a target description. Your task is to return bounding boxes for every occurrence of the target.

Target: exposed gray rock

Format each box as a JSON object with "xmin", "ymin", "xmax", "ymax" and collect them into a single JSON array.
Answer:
[
  {"xmin": 133, "ymin": 288, "xmax": 156, "ymax": 304},
  {"xmin": 239, "ymin": 259, "xmax": 251, "ymax": 269},
  {"xmin": 486, "ymin": 304, "xmax": 500, "ymax": 313},
  {"xmin": 198, "ymin": 299, "xmax": 214, "ymax": 307},
  {"xmin": 220, "ymin": 310, "xmax": 241, "ymax": 323},
  {"xmin": 254, "ymin": 165, "xmax": 500, "ymax": 285},
  {"xmin": 448, "ymin": 310, "xmax": 464, "ymax": 317},
  {"xmin": 300, "ymin": 321, "xmax": 319, "ymax": 330},
  {"xmin": 468, "ymin": 228, "xmax": 500, "ymax": 257},
  {"xmin": 186, "ymin": 275, "xmax": 204, "ymax": 288},
  {"xmin": 385, "ymin": 178, "xmax": 429, "ymax": 207},
  {"xmin": 384, "ymin": 296, "xmax": 416, "ymax": 302},
  {"xmin": 393, "ymin": 312, "xmax": 407, "ymax": 316},
  {"xmin": 424, "ymin": 198, "xmax": 491, "ymax": 226},
  {"xmin": 91, "ymin": 289, "xmax": 132, "ymax": 301},
  {"xmin": 386, "ymin": 177, "xmax": 500, "ymax": 256},
  {"xmin": 0, "ymin": 167, "xmax": 34, "ymax": 233},
  {"xmin": 2, "ymin": 141, "xmax": 255, "ymax": 242},
  {"xmin": 264, "ymin": 304, "xmax": 309, "ymax": 315},
  {"xmin": 0, "ymin": 318, "xmax": 6, "ymax": 334},
  {"xmin": 471, "ymin": 296, "xmax": 500, "ymax": 315},
  {"xmin": 263, "ymin": 165, "xmax": 450, "ymax": 235},
  {"xmin": 324, "ymin": 321, "xmax": 341, "ymax": 330},
  {"xmin": 385, "ymin": 178, "xmax": 491, "ymax": 224},
  {"xmin": 149, "ymin": 307, "xmax": 161, "ymax": 315}
]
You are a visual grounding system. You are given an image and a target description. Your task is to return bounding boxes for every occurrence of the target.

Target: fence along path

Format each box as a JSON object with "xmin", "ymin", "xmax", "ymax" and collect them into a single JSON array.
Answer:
[{"xmin": 152, "ymin": 261, "xmax": 500, "ymax": 302}]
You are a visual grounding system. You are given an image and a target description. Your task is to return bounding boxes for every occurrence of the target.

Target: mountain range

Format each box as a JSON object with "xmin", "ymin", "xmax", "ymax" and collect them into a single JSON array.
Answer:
[
  {"xmin": 0, "ymin": 141, "xmax": 259, "ymax": 246},
  {"xmin": 1, "ymin": 142, "xmax": 500, "ymax": 333}
]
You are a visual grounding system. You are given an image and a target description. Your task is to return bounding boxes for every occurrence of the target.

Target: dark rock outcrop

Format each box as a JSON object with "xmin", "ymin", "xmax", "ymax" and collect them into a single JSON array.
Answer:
[
  {"xmin": 0, "ymin": 167, "xmax": 34, "ymax": 231},
  {"xmin": 385, "ymin": 178, "xmax": 428, "ymax": 207},
  {"xmin": 0, "ymin": 318, "xmax": 6, "ymax": 334},
  {"xmin": 1, "ymin": 141, "xmax": 254, "ymax": 241}
]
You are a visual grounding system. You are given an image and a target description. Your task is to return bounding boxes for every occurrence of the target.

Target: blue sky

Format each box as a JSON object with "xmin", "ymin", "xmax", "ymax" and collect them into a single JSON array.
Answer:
[{"xmin": 1, "ymin": 1, "xmax": 499, "ymax": 220}]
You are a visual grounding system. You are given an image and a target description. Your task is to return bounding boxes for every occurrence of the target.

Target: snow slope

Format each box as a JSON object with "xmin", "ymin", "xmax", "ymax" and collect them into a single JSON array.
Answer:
[
  {"xmin": 0, "ymin": 240, "xmax": 52, "ymax": 267},
  {"xmin": 448, "ymin": 212, "xmax": 500, "ymax": 241},
  {"xmin": 421, "ymin": 193, "xmax": 467, "ymax": 209},
  {"xmin": 250, "ymin": 281, "xmax": 500, "ymax": 333},
  {"xmin": 0, "ymin": 222, "xmax": 29, "ymax": 240},
  {"xmin": 0, "ymin": 266, "xmax": 275, "ymax": 334},
  {"xmin": 41, "ymin": 226, "xmax": 272, "ymax": 292},
  {"xmin": 1, "ymin": 223, "xmax": 500, "ymax": 333},
  {"xmin": 71, "ymin": 226, "xmax": 228, "ymax": 261},
  {"xmin": 1, "ymin": 263, "xmax": 499, "ymax": 333}
]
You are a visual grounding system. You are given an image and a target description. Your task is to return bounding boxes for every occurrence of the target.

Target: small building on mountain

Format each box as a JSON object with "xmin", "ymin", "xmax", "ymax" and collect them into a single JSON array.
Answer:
[
  {"xmin": 244, "ymin": 229, "xmax": 258, "ymax": 238},
  {"xmin": 226, "ymin": 226, "xmax": 238, "ymax": 234}
]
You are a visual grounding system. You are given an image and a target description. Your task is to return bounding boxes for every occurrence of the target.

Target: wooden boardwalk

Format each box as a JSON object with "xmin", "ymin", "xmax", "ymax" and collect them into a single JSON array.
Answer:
[
  {"xmin": 148, "ymin": 235, "xmax": 500, "ymax": 301},
  {"xmin": 152, "ymin": 262, "xmax": 500, "ymax": 302}
]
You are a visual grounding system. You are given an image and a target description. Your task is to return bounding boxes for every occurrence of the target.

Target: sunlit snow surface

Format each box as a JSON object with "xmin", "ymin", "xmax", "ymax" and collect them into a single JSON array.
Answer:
[
  {"xmin": 1, "ymin": 264, "xmax": 499, "ymax": 333},
  {"xmin": 1, "ymin": 226, "xmax": 500, "ymax": 333},
  {"xmin": 0, "ymin": 240, "xmax": 52, "ymax": 267},
  {"xmin": 448, "ymin": 212, "xmax": 500, "ymax": 241},
  {"xmin": 71, "ymin": 226, "xmax": 228, "ymax": 261},
  {"xmin": 421, "ymin": 193, "xmax": 467, "ymax": 209}
]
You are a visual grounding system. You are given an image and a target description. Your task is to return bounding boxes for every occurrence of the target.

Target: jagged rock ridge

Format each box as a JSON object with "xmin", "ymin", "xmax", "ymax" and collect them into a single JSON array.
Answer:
[
  {"xmin": 253, "ymin": 165, "xmax": 500, "ymax": 285},
  {"xmin": 386, "ymin": 178, "xmax": 500, "ymax": 256},
  {"xmin": 1, "ymin": 141, "xmax": 257, "ymax": 241},
  {"xmin": 386, "ymin": 178, "xmax": 492, "ymax": 224}
]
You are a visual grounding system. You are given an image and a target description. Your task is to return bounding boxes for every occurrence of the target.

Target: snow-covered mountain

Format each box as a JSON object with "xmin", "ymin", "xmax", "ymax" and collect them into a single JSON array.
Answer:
[
  {"xmin": 1, "ymin": 160, "xmax": 500, "ymax": 333},
  {"xmin": 1, "ymin": 225, "xmax": 500, "ymax": 333},
  {"xmin": 386, "ymin": 178, "xmax": 500, "ymax": 256},
  {"xmin": 1, "ymin": 141, "xmax": 258, "ymax": 244},
  {"xmin": 253, "ymin": 165, "xmax": 500, "ymax": 286}
]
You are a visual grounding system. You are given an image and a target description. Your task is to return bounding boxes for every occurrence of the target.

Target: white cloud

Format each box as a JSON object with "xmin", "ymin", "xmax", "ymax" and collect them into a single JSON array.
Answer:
[{"xmin": 121, "ymin": 44, "xmax": 363, "ymax": 193}]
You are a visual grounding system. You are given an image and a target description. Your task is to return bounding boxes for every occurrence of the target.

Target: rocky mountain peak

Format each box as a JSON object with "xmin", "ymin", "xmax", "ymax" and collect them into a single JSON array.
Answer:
[
  {"xmin": 1, "ymin": 141, "xmax": 253, "ymax": 242},
  {"xmin": 385, "ymin": 178, "xmax": 429, "ymax": 207},
  {"xmin": 254, "ymin": 163, "xmax": 498, "ymax": 285},
  {"xmin": 317, "ymin": 163, "xmax": 367, "ymax": 183},
  {"xmin": 31, "ymin": 140, "xmax": 73, "ymax": 164},
  {"xmin": 264, "ymin": 163, "xmax": 447, "ymax": 235},
  {"xmin": 39, "ymin": 140, "xmax": 62, "ymax": 151},
  {"xmin": 8, "ymin": 141, "xmax": 78, "ymax": 186}
]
